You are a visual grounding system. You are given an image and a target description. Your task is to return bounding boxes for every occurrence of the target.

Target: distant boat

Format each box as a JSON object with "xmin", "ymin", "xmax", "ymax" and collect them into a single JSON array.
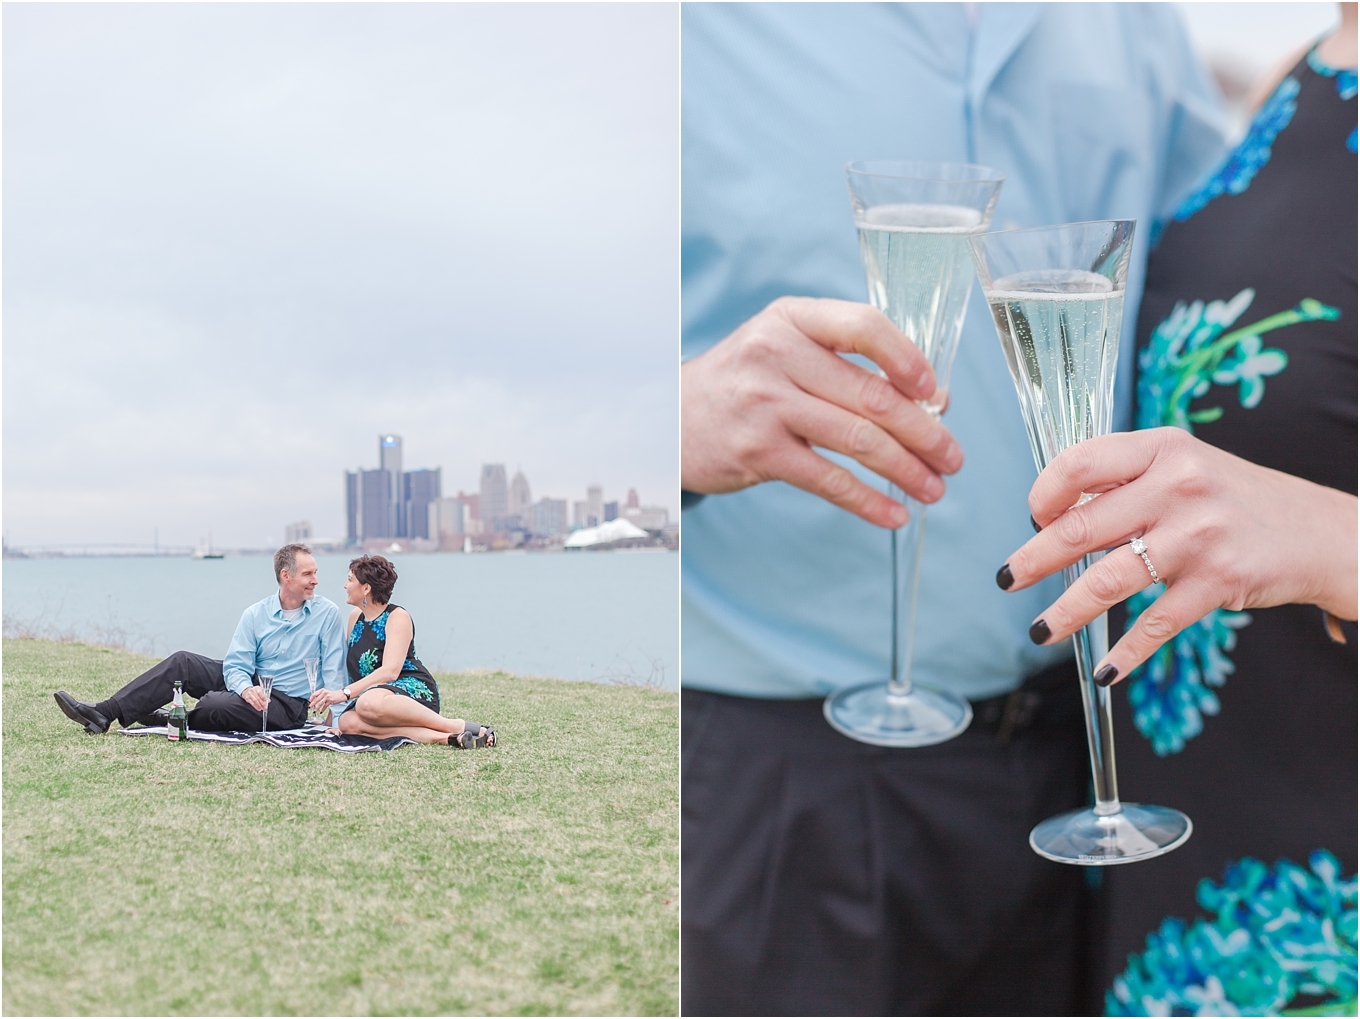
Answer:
[{"xmin": 192, "ymin": 534, "xmax": 225, "ymax": 560}]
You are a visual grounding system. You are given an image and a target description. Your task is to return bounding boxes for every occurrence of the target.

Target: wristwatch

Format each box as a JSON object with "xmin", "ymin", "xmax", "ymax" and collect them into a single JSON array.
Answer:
[{"xmin": 343, "ymin": 686, "xmax": 352, "ymax": 700}]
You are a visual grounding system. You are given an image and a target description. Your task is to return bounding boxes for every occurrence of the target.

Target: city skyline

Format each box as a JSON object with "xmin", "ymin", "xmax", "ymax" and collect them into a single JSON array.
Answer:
[
  {"xmin": 341, "ymin": 432, "xmax": 668, "ymax": 551},
  {"xmin": 3, "ymin": 4, "xmax": 678, "ymax": 550}
]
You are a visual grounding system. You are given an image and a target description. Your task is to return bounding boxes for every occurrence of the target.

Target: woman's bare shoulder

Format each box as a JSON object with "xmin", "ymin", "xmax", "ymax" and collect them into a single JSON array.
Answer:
[{"xmin": 1244, "ymin": 43, "xmax": 1311, "ymax": 113}]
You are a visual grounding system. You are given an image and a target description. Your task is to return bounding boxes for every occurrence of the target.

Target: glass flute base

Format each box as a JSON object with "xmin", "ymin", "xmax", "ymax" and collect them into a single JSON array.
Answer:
[
  {"xmin": 823, "ymin": 680, "xmax": 973, "ymax": 748},
  {"xmin": 1029, "ymin": 803, "xmax": 1192, "ymax": 866}
]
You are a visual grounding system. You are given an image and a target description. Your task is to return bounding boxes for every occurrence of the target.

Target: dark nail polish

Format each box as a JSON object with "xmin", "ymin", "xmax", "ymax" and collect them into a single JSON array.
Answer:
[
  {"xmin": 1030, "ymin": 514, "xmax": 1041, "ymax": 533},
  {"xmin": 1029, "ymin": 618, "xmax": 1051, "ymax": 644},
  {"xmin": 1094, "ymin": 664, "xmax": 1119, "ymax": 687},
  {"xmin": 996, "ymin": 564, "xmax": 1014, "ymax": 590}
]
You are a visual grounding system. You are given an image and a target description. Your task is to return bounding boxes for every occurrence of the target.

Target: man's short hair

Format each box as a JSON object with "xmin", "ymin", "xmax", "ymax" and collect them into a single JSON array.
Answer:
[{"xmin": 274, "ymin": 543, "xmax": 313, "ymax": 582}]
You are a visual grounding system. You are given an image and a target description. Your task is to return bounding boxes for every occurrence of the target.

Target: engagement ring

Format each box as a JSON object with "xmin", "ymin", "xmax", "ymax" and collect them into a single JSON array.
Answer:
[{"xmin": 1130, "ymin": 537, "xmax": 1160, "ymax": 584}]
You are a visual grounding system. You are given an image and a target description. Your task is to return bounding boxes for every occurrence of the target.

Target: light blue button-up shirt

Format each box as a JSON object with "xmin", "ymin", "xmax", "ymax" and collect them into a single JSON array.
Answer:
[
  {"xmin": 682, "ymin": 3, "xmax": 1227, "ymax": 701},
  {"xmin": 222, "ymin": 594, "xmax": 346, "ymax": 699}
]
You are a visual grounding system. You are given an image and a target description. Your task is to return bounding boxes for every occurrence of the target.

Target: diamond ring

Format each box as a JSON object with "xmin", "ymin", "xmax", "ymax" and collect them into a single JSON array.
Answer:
[{"xmin": 1130, "ymin": 537, "xmax": 1160, "ymax": 584}]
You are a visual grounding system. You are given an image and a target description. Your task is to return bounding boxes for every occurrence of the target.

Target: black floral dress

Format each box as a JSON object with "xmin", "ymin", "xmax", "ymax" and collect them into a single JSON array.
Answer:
[
  {"xmin": 1100, "ymin": 49, "xmax": 1357, "ymax": 1011},
  {"xmin": 344, "ymin": 604, "xmax": 440, "ymax": 714}
]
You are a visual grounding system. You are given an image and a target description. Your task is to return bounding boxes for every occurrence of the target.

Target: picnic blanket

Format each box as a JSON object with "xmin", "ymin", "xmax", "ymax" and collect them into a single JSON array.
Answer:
[{"xmin": 118, "ymin": 724, "xmax": 417, "ymax": 753}]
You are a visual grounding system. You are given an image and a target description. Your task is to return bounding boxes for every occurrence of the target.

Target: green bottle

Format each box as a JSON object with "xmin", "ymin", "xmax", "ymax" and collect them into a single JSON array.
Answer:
[{"xmin": 167, "ymin": 679, "xmax": 188, "ymax": 742}]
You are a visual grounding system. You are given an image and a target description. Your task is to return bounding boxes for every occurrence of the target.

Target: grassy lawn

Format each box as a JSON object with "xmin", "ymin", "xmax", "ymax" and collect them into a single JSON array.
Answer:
[{"xmin": 3, "ymin": 638, "xmax": 678, "ymax": 1017}]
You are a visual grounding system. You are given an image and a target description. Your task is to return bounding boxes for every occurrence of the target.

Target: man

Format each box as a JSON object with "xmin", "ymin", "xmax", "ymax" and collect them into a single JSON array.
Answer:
[
  {"xmin": 681, "ymin": 4, "xmax": 1226, "ymax": 1015},
  {"xmin": 55, "ymin": 543, "xmax": 346, "ymax": 734}
]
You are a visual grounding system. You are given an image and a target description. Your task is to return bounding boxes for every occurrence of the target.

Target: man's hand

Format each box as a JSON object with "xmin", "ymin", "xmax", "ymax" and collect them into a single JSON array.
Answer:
[
  {"xmin": 240, "ymin": 686, "xmax": 268, "ymax": 711},
  {"xmin": 681, "ymin": 297, "xmax": 964, "ymax": 528}
]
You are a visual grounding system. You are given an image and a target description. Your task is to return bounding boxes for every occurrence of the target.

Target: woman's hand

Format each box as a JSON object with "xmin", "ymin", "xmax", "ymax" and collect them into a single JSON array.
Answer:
[
  {"xmin": 997, "ymin": 427, "xmax": 1357, "ymax": 686},
  {"xmin": 682, "ymin": 296, "xmax": 964, "ymax": 528},
  {"xmin": 311, "ymin": 688, "xmax": 347, "ymax": 711}
]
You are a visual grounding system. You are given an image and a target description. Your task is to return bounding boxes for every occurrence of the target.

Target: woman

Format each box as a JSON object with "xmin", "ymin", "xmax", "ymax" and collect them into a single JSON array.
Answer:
[
  {"xmin": 313, "ymin": 554, "xmax": 495, "ymax": 748},
  {"xmin": 994, "ymin": 5, "xmax": 1357, "ymax": 994}
]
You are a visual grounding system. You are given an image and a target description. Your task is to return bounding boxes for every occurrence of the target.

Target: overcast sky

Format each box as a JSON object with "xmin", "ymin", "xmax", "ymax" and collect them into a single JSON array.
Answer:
[
  {"xmin": 4, "ymin": 3, "xmax": 1337, "ymax": 550},
  {"xmin": 4, "ymin": 3, "xmax": 678, "ymax": 550}
]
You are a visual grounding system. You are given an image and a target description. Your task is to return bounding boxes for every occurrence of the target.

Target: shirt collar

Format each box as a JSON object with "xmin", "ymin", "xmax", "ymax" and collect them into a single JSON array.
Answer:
[
  {"xmin": 968, "ymin": 3, "xmax": 1045, "ymax": 112},
  {"xmin": 269, "ymin": 592, "xmax": 311, "ymax": 617}
]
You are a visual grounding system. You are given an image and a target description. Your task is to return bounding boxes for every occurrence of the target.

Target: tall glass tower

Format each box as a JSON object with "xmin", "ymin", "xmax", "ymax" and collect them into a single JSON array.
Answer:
[
  {"xmin": 480, "ymin": 464, "xmax": 508, "ymax": 531},
  {"xmin": 379, "ymin": 435, "xmax": 403, "ymax": 537}
]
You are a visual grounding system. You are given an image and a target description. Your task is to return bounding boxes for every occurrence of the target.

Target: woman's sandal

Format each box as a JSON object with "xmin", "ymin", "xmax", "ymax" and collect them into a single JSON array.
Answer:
[{"xmin": 449, "ymin": 722, "xmax": 496, "ymax": 749}]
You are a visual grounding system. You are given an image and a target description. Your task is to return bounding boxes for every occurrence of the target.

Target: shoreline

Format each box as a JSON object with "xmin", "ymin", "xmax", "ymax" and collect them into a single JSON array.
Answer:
[
  {"xmin": 3, "ymin": 545, "xmax": 678, "ymax": 560},
  {"xmin": 1, "ymin": 636, "xmax": 678, "ymax": 693}
]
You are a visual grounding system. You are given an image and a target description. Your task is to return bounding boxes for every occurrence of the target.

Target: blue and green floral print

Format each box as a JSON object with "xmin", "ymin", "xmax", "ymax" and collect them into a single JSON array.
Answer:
[
  {"xmin": 358, "ymin": 647, "xmax": 381, "ymax": 679},
  {"xmin": 1108, "ymin": 851, "xmax": 1357, "ymax": 1016},
  {"xmin": 1172, "ymin": 76, "xmax": 1300, "ymax": 224},
  {"xmin": 1126, "ymin": 290, "xmax": 1339, "ymax": 755}
]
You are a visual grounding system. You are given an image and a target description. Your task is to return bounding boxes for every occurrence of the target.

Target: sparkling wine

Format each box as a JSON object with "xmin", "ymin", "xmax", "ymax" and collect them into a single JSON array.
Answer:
[
  {"xmin": 167, "ymin": 680, "xmax": 187, "ymax": 742},
  {"xmin": 985, "ymin": 269, "xmax": 1124, "ymax": 470},
  {"xmin": 857, "ymin": 203, "xmax": 984, "ymax": 415},
  {"xmin": 825, "ymin": 162, "xmax": 1002, "ymax": 749},
  {"xmin": 973, "ymin": 221, "xmax": 1191, "ymax": 865}
]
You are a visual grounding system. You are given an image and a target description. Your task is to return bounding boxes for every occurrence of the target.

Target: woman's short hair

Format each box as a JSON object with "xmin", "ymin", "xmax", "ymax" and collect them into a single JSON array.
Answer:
[{"xmin": 349, "ymin": 554, "xmax": 398, "ymax": 604}]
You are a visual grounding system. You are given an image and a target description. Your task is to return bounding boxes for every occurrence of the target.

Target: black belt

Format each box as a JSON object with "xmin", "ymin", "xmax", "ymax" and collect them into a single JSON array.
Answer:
[{"xmin": 969, "ymin": 656, "xmax": 1083, "ymax": 744}]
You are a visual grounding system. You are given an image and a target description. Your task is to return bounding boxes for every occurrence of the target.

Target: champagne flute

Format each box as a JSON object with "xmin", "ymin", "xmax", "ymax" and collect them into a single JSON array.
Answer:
[
  {"xmin": 823, "ymin": 160, "xmax": 1004, "ymax": 747},
  {"xmin": 970, "ymin": 219, "xmax": 1192, "ymax": 864},
  {"xmin": 257, "ymin": 674, "xmax": 275, "ymax": 734},
  {"xmin": 304, "ymin": 657, "xmax": 321, "ymax": 725}
]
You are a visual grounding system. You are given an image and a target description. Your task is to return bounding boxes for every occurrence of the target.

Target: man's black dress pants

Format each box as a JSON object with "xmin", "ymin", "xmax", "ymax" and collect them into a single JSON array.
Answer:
[
  {"xmin": 108, "ymin": 651, "xmax": 308, "ymax": 732},
  {"xmin": 681, "ymin": 659, "xmax": 1104, "ymax": 1017}
]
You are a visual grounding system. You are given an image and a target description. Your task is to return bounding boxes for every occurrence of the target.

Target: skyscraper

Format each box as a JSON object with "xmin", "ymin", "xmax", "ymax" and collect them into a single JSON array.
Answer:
[
  {"xmin": 345, "ymin": 436, "xmax": 445, "ymax": 546},
  {"xmin": 587, "ymin": 483, "xmax": 603, "ymax": 527},
  {"xmin": 345, "ymin": 471, "xmax": 361, "ymax": 545},
  {"xmin": 379, "ymin": 434, "xmax": 402, "ymax": 478},
  {"xmin": 531, "ymin": 497, "xmax": 568, "ymax": 537},
  {"xmin": 454, "ymin": 490, "xmax": 481, "ymax": 527},
  {"xmin": 508, "ymin": 469, "xmax": 532, "ymax": 525},
  {"xmin": 404, "ymin": 468, "xmax": 441, "ymax": 540},
  {"xmin": 428, "ymin": 497, "xmax": 467, "ymax": 549},
  {"xmin": 380, "ymin": 435, "xmax": 403, "ymax": 537},
  {"xmin": 481, "ymin": 464, "xmax": 508, "ymax": 531},
  {"xmin": 361, "ymin": 469, "xmax": 394, "ymax": 539}
]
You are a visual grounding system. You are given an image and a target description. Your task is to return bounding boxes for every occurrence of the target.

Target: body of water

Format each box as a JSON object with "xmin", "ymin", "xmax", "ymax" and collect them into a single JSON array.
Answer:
[{"xmin": 3, "ymin": 550, "xmax": 678, "ymax": 689}]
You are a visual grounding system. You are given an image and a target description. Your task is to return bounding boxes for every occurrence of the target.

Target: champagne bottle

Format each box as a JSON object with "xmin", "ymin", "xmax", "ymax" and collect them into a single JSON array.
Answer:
[{"xmin": 167, "ymin": 679, "xmax": 188, "ymax": 742}]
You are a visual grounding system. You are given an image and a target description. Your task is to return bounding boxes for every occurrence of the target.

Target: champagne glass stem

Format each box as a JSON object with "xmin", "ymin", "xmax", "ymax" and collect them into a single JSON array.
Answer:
[
  {"xmin": 888, "ymin": 488, "xmax": 927, "ymax": 698},
  {"xmin": 1064, "ymin": 552, "xmax": 1121, "ymax": 815}
]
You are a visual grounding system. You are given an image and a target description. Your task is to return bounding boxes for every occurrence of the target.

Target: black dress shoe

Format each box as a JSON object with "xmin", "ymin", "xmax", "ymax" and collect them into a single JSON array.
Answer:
[
  {"xmin": 54, "ymin": 691, "xmax": 112, "ymax": 734},
  {"xmin": 129, "ymin": 708, "xmax": 171, "ymax": 728}
]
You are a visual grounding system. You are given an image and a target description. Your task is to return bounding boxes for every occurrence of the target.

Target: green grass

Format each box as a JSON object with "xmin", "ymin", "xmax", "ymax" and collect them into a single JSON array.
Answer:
[{"xmin": 3, "ymin": 638, "xmax": 678, "ymax": 1016}]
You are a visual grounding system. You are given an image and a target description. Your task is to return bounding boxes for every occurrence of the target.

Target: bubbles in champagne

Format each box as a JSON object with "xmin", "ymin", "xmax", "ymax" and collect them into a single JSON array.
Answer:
[
  {"xmin": 984, "ymin": 270, "xmax": 1123, "ymax": 470},
  {"xmin": 857, "ymin": 205, "xmax": 984, "ymax": 412}
]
